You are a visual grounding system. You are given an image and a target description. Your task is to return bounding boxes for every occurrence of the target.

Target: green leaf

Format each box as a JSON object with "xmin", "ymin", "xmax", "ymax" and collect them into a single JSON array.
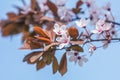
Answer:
[
  {"xmin": 36, "ymin": 59, "xmax": 46, "ymax": 70},
  {"xmin": 59, "ymin": 53, "xmax": 67, "ymax": 76},
  {"xmin": 52, "ymin": 56, "xmax": 59, "ymax": 74},
  {"xmin": 66, "ymin": 45, "xmax": 84, "ymax": 52}
]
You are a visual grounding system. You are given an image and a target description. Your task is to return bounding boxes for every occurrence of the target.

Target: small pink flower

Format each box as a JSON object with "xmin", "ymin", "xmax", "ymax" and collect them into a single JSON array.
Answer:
[
  {"xmin": 53, "ymin": 23, "xmax": 67, "ymax": 35},
  {"xmin": 68, "ymin": 51, "xmax": 88, "ymax": 67},
  {"xmin": 77, "ymin": 55, "xmax": 88, "ymax": 67},
  {"xmin": 105, "ymin": 12, "xmax": 114, "ymax": 21},
  {"xmin": 68, "ymin": 51, "xmax": 79, "ymax": 63},
  {"xmin": 56, "ymin": 34, "xmax": 70, "ymax": 49},
  {"xmin": 89, "ymin": 44, "xmax": 96, "ymax": 55},
  {"xmin": 75, "ymin": 18, "xmax": 89, "ymax": 28},
  {"xmin": 89, "ymin": 6, "xmax": 103, "ymax": 24},
  {"xmin": 92, "ymin": 25, "xmax": 103, "ymax": 34},
  {"xmin": 92, "ymin": 19, "xmax": 112, "ymax": 34},
  {"xmin": 102, "ymin": 23, "xmax": 112, "ymax": 31}
]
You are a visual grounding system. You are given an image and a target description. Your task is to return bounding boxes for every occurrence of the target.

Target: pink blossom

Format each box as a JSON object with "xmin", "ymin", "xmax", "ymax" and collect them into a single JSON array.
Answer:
[
  {"xmin": 92, "ymin": 19, "xmax": 112, "ymax": 34},
  {"xmin": 92, "ymin": 19, "xmax": 105, "ymax": 34},
  {"xmin": 89, "ymin": 6, "xmax": 102, "ymax": 24},
  {"xmin": 77, "ymin": 55, "xmax": 88, "ymax": 67},
  {"xmin": 75, "ymin": 18, "xmax": 89, "ymax": 28},
  {"xmin": 102, "ymin": 23, "xmax": 112, "ymax": 31},
  {"xmin": 88, "ymin": 44, "xmax": 96, "ymax": 55},
  {"xmin": 53, "ymin": 23, "xmax": 67, "ymax": 35},
  {"xmin": 56, "ymin": 34, "xmax": 70, "ymax": 49},
  {"xmin": 105, "ymin": 12, "xmax": 114, "ymax": 21},
  {"xmin": 68, "ymin": 51, "xmax": 79, "ymax": 63},
  {"xmin": 68, "ymin": 51, "xmax": 88, "ymax": 67}
]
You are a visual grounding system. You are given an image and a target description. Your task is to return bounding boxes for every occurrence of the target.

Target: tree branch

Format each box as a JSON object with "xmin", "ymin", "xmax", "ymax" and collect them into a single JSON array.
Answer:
[{"xmin": 86, "ymin": 38, "xmax": 120, "ymax": 43}]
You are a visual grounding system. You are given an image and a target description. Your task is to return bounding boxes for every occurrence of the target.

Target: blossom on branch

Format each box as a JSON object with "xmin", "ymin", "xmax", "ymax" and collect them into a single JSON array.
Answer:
[
  {"xmin": 77, "ymin": 55, "xmax": 88, "ymax": 67},
  {"xmin": 53, "ymin": 23, "xmax": 67, "ymax": 35},
  {"xmin": 75, "ymin": 18, "xmax": 89, "ymax": 28},
  {"xmin": 89, "ymin": 44, "xmax": 96, "ymax": 55},
  {"xmin": 67, "ymin": 51, "xmax": 88, "ymax": 66},
  {"xmin": 92, "ymin": 19, "xmax": 112, "ymax": 34},
  {"xmin": 56, "ymin": 34, "xmax": 70, "ymax": 49}
]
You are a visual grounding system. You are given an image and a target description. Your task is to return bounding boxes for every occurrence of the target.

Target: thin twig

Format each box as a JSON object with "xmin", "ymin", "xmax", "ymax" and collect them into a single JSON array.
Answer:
[{"xmin": 86, "ymin": 38, "xmax": 120, "ymax": 43}]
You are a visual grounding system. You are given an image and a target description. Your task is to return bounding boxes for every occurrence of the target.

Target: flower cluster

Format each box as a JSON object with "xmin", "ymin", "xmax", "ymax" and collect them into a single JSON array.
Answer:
[{"xmin": 53, "ymin": 23, "xmax": 70, "ymax": 49}]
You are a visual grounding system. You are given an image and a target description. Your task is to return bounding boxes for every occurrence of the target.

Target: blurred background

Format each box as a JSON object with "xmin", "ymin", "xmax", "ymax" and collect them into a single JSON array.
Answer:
[{"xmin": 0, "ymin": 0, "xmax": 120, "ymax": 80}]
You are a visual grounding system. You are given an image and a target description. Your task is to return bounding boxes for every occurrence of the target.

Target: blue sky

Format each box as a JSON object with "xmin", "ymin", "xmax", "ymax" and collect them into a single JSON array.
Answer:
[{"xmin": 1, "ymin": 0, "xmax": 120, "ymax": 80}]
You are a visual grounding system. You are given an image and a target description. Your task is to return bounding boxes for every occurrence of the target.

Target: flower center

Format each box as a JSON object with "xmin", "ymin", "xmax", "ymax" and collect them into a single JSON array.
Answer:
[
  {"xmin": 74, "ymin": 52, "xmax": 78, "ymax": 56},
  {"xmin": 77, "ymin": 56, "xmax": 81, "ymax": 60},
  {"xmin": 58, "ymin": 30, "xmax": 61, "ymax": 34},
  {"xmin": 93, "ymin": 46, "xmax": 96, "ymax": 50},
  {"xmin": 63, "ymin": 39, "xmax": 68, "ymax": 43}
]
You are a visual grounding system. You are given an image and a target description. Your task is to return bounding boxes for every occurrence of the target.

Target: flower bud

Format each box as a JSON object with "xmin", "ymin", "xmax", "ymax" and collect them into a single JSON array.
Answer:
[{"xmin": 68, "ymin": 27, "xmax": 79, "ymax": 38}]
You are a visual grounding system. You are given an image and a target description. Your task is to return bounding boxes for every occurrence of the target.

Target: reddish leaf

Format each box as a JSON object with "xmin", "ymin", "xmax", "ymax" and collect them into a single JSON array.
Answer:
[
  {"xmin": 76, "ymin": 0, "xmax": 83, "ymax": 8},
  {"xmin": 36, "ymin": 59, "xmax": 46, "ymax": 70},
  {"xmin": 22, "ymin": 32, "xmax": 30, "ymax": 41},
  {"xmin": 31, "ymin": 0, "xmax": 40, "ymax": 11},
  {"xmin": 72, "ymin": 8, "xmax": 81, "ymax": 14},
  {"xmin": 35, "ymin": 36, "xmax": 52, "ymax": 44},
  {"xmin": 7, "ymin": 12, "xmax": 17, "ymax": 20},
  {"xmin": 1, "ymin": 22, "xmax": 26, "ymax": 36},
  {"xmin": 20, "ymin": 37, "xmax": 43, "ymax": 50},
  {"xmin": 45, "ymin": 22, "xmax": 56, "ymax": 42},
  {"xmin": 7, "ymin": 12, "xmax": 25, "ymax": 21},
  {"xmin": 31, "ymin": 0, "xmax": 36, "ymax": 10},
  {"xmin": 42, "ymin": 49, "xmax": 55, "ymax": 65},
  {"xmin": 52, "ymin": 56, "xmax": 59, "ymax": 74},
  {"xmin": 34, "ymin": 26, "xmax": 50, "ymax": 39},
  {"xmin": 23, "ymin": 51, "xmax": 43, "ymax": 64},
  {"xmin": 59, "ymin": 53, "xmax": 67, "ymax": 76},
  {"xmin": 46, "ymin": 54, "xmax": 52, "ymax": 65},
  {"xmin": 40, "ymin": 16, "xmax": 55, "ymax": 22},
  {"xmin": 45, "ymin": 22, "xmax": 54, "ymax": 31},
  {"xmin": 46, "ymin": 0, "xmax": 58, "ymax": 17}
]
